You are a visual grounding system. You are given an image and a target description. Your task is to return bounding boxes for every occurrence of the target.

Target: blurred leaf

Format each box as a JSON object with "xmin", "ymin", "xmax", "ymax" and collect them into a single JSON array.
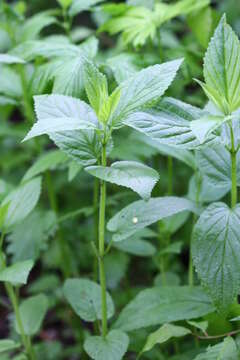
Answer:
[{"xmin": 0, "ymin": 260, "xmax": 34, "ymax": 285}]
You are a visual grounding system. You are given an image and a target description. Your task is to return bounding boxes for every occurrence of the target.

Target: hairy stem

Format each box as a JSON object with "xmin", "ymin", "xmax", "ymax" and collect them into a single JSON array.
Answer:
[
  {"xmin": 98, "ymin": 142, "xmax": 108, "ymax": 338},
  {"xmin": 230, "ymin": 125, "xmax": 237, "ymax": 208}
]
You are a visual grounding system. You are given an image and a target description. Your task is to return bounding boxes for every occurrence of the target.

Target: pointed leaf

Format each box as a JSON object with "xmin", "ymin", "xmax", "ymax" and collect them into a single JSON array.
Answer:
[
  {"xmin": 0, "ymin": 260, "xmax": 34, "ymax": 285},
  {"xmin": 0, "ymin": 54, "xmax": 25, "ymax": 64},
  {"xmin": 86, "ymin": 161, "xmax": 159, "ymax": 200},
  {"xmin": 0, "ymin": 340, "xmax": 20, "ymax": 354},
  {"xmin": 190, "ymin": 115, "xmax": 225, "ymax": 144},
  {"xmin": 194, "ymin": 337, "xmax": 238, "ymax": 360}
]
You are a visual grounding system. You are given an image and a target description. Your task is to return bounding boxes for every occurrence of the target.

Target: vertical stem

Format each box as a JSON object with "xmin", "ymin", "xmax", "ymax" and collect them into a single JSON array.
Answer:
[
  {"xmin": 98, "ymin": 143, "xmax": 108, "ymax": 338},
  {"xmin": 45, "ymin": 171, "xmax": 71, "ymax": 278},
  {"xmin": 230, "ymin": 125, "xmax": 237, "ymax": 208},
  {"xmin": 18, "ymin": 65, "xmax": 35, "ymax": 125},
  {"xmin": 93, "ymin": 177, "xmax": 99, "ymax": 282},
  {"xmin": 167, "ymin": 156, "xmax": 173, "ymax": 195}
]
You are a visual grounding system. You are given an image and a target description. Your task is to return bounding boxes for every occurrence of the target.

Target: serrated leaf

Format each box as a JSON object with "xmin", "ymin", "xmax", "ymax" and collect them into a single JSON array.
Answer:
[
  {"xmin": 86, "ymin": 161, "xmax": 159, "ymax": 200},
  {"xmin": 113, "ymin": 286, "xmax": 214, "ymax": 331},
  {"xmin": 84, "ymin": 330, "xmax": 129, "ymax": 360},
  {"xmin": 141, "ymin": 323, "xmax": 191, "ymax": 354},
  {"xmin": 192, "ymin": 202, "xmax": 240, "ymax": 312},
  {"xmin": 0, "ymin": 260, "xmax": 34, "ymax": 285},
  {"xmin": 107, "ymin": 197, "xmax": 197, "ymax": 242},
  {"xmin": 63, "ymin": 278, "xmax": 115, "ymax": 322},
  {"xmin": 110, "ymin": 60, "xmax": 183, "ymax": 127},
  {"xmin": 50, "ymin": 129, "xmax": 101, "ymax": 166},
  {"xmin": 23, "ymin": 95, "xmax": 98, "ymax": 141},
  {"xmin": 0, "ymin": 340, "xmax": 20, "ymax": 354},
  {"xmin": 0, "ymin": 54, "xmax": 25, "ymax": 64},
  {"xmin": 1, "ymin": 177, "xmax": 42, "ymax": 228},
  {"xmin": 193, "ymin": 337, "xmax": 238, "ymax": 360},
  {"xmin": 202, "ymin": 15, "xmax": 240, "ymax": 114},
  {"xmin": 15, "ymin": 294, "xmax": 48, "ymax": 335},
  {"xmin": 107, "ymin": 53, "xmax": 139, "ymax": 84},
  {"xmin": 23, "ymin": 150, "xmax": 68, "ymax": 181},
  {"xmin": 124, "ymin": 97, "xmax": 203, "ymax": 149}
]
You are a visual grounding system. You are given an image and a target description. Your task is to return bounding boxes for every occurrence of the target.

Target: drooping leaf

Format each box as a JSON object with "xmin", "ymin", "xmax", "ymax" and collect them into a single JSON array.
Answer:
[
  {"xmin": 86, "ymin": 161, "xmax": 159, "ymax": 200},
  {"xmin": 63, "ymin": 278, "xmax": 115, "ymax": 322},
  {"xmin": 124, "ymin": 97, "xmax": 203, "ymax": 149},
  {"xmin": 113, "ymin": 286, "xmax": 214, "ymax": 331},
  {"xmin": 50, "ymin": 129, "xmax": 101, "ymax": 166},
  {"xmin": 17, "ymin": 12, "xmax": 56, "ymax": 42},
  {"xmin": 141, "ymin": 323, "xmax": 191, "ymax": 354},
  {"xmin": 114, "ymin": 229, "xmax": 156, "ymax": 257},
  {"xmin": 69, "ymin": 0, "xmax": 105, "ymax": 16},
  {"xmin": 192, "ymin": 202, "xmax": 240, "ymax": 312},
  {"xmin": 202, "ymin": 15, "xmax": 240, "ymax": 114},
  {"xmin": 110, "ymin": 60, "xmax": 183, "ymax": 127},
  {"xmin": 107, "ymin": 197, "xmax": 197, "ymax": 242},
  {"xmin": 84, "ymin": 330, "xmax": 129, "ymax": 360},
  {"xmin": 0, "ymin": 340, "xmax": 20, "ymax": 354},
  {"xmin": 0, "ymin": 54, "xmax": 25, "ymax": 64},
  {"xmin": 1, "ymin": 177, "xmax": 42, "ymax": 228},
  {"xmin": 0, "ymin": 260, "xmax": 34, "ymax": 285},
  {"xmin": 23, "ymin": 95, "xmax": 98, "ymax": 141},
  {"xmin": 23, "ymin": 150, "xmax": 68, "ymax": 181},
  {"xmin": 15, "ymin": 294, "xmax": 48, "ymax": 335},
  {"xmin": 193, "ymin": 337, "xmax": 238, "ymax": 360}
]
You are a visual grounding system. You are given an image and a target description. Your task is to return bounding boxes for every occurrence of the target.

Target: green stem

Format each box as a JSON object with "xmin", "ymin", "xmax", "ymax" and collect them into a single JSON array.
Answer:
[
  {"xmin": 230, "ymin": 125, "xmax": 237, "ymax": 208},
  {"xmin": 18, "ymin": 65, "xmax": 35, "ymax": 125},
  {"xmin": 98, "ymin": 143, "xmax": 108, "ymax": 338},
  {"xmin": 45, "ymin": 171, "xmax": 71, "ymax": 278},
  {"xmin": 167, "ymin": 156, "xmax": 173, "ymax": 195}
]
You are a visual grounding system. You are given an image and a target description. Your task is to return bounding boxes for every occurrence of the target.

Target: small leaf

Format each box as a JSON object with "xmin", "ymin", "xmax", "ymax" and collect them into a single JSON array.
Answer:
[
  {"xmin": 63, "ymin": 278, "xmax": 115, "ymax": 322},
  {"xmin": 15, "ymin": 294, "xmax": 48, "ymax": 335},
  {"xmin": 190, "ymin": 115, "xmax": 226, "ymax": 144},
  {"xmin": 84, "ymin": 330, "xmax": 129, "ymax": 360},
  {"xmin": 0, "ymin": 54, "xmax": 25, "ymax": 64},
  {"xmin": 113, "ymin": 286, "xmax": 214, "ymax": 331},
  {"xmin": 107, "ymin": 197, "xmax": 197, "ymax": 242},
  {"xmin": 69, "ymin": 0, "xmax": 105, "ymax": 16},
  {"xmin": 187, "ymin": 320, "xmax": 208, "ymax": 333},
  {"xmin": 192, "ymin": 202, "xmax": 240, "ymax": 312},
  {"xmin": 114, "ymin": 229, "xmax": 156, "ymax": 257},
  {"xmin": 0, "ymin": 260, "xmax": 34, "ymax": 285},
  {"xmin": 23, "ymin": 95, "xmax": 98, "ymax": 141},
  {"xmin": 193, "ymin": 337, "xmax": 238, "ymax": 360},
  {"xmin": 0, "ymin": 340, "xmax": 20, "ymax": 354},
  {"xmin": 141, "ymin": 323, "xmax": 191, "ymax": 354},
  {"xmin": 86, "ymin": 161, "xmax": 159, "ymax": 200},
  {"xmin": 1, "ymin": 177, "xmax": 42, "ymax": 228}
]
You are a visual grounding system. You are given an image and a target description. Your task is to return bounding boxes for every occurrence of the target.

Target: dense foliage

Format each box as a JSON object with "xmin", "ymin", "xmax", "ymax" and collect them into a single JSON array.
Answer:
[{"xmin": 1, "ymin": 0, "xmax": 240, "ymax": 359}]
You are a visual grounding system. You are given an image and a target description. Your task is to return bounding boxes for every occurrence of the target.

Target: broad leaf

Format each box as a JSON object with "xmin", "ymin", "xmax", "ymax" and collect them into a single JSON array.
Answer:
[
  {"xmin": 114, "ymin": 229, "xmax": 156, "ymax": 257},
  {"xmin": 63, "ymin": 278, "xmax": 115, "ymax": 322},
  {"xmin": 194, "ymin": 337, "xmax": 238, "ymax": 360},
  {"xmin": 0, "ymin": 340, "xmax": 20, "ymax": 354},
  {"xmin": 17, "ymin": 12, "xmax": 56, "ymax": 42},
  {"xmin": 0, "ymin": 65, "xmax": 22, "ymax": 99},
  {"xmin": 113, "ymin": 286, "xmax": 214, "ymax": 331},
  {"xmin": 86, "ymin": 161, "xmax": 159, "ymax": 200},
  {"xmin": 107, "ymin": 53, "xmax": 139, "ymax": 84},
  {"xmin": 50, "ymin": 129, "xmax": 101, "ymax": 166},
  {"xmin": 107, "ymin": 197, "xmax": 197, "ymax": 242},
  {"xmin": 23, "ymin": 95, "xmax": 98, "ymax": 141},
  {"xmin": 110, "ymin": 60, "xmax": 183, "ymax": 127},
  {"xmin": 190, "ymin": 115, "xmax": 225, "ymax": 144},
  {"xmin": 1, "ymin": 177, "xmax": 42, "ymax": 228},
  {"xmin": 0, "ymin": 54, "xmax": 25, "ymax": 64},
  {"xmin": 69, "ymin": 0, "xmax": 105, "ymax": 16},
  {"xmin": 0, "ymin": 260, "xmax": 34, "ymax": 285},
  {"xmin": 192, "ymin": 202, "xmax": 240, "ymax": 311},
  {"xmin": 202, "ymin": 15, "xmax": 240, "ymax": 114},
  {"xmin": 104, "ymin": 253, "xmax": 129, "ymax": 289},
  {"xmin": 141, "ymin": 323, "xmax": 191, "ymax": 354},
  {"xmin": 124, "ymin": 97, "xmax": 203, "ymax": 149},
  {"xmin": 23, "ymin": 150, "xmax": 68, "ymax": 181},
  {"xmin": 84, "ymin": 330, "xmax": 129, "ymax": 360},
  {"xmin": 15, "ymin": 294, "xmax": 48, "ymax": 335}
]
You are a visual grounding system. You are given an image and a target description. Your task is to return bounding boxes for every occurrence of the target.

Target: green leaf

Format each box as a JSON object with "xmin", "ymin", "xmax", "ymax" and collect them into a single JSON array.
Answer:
[
  {"xmin": 202, "ymin": 15, "xmax": 240, "ymax": 114},
  {"xmin": 107, "ymin": 197, "xmax": 197, "ymax": 242},
  {"xmin": 113, "ymin": 286, "xmax": 214, "ymax": 331},
  {"xmin": 0, "ymin": 65, "xmax": 22, "ymax": 99},
  {"xmin": 84, "ymin": 60, "xmax": 108, "ymax": 117},
  {"xmin": 0, "ymin": 340, "xmax": 20, "ymax": 354},
  {"xmin": 104, "ymin": 252, "xmax": 129, "ymax": 289},
  {"xmin": 0, "ymin": 260, "xmax": 34, "ymax": 285},
  {"xmin": 23, "ymin": 95, "xmax": 98, "ymax": 141},
  {"xmin": 86, "ymin": 161, "xmax": 159, "ymax": 200},
  {"xmin": 50, "ymin": 129, "xmax": 101, "ymax": 166},
  {"xmin": 23, "ymin": 150, "xmax": 68, "ymax": 181},
  {"xmin": 187, "ymin": 320, "xmax": 208, "ymax": 333},
  {"xmin": 193, "ymin": 337, "xmax": 238, "ymax": 360},
  {"xmin": 110, "ymin": 59, "xmax": 183, "ymax": 127},
  {"xmin": 114, "ymin": 229, "xmax": 156, "ymax": 257},
  {"xmin": 84, "ymin": 330, "xmax": 129, "ymax": 360},
  {"xmin": 15, "ymin": 294, "xmax": 48, "ymax": 335},
  {"xmin": 63, "ymin": 278, "xmax": 115, "ymax": 322},
  {"xmin": 124, "ymin": 97, "xmax": 203, "ymax": 149},
  {"xmin": 57, "ymin": 0, "xmax": 73, "ymax": 9},
  {"xmin": 0, "ymin": 54, "xmax": 25, "ymax": 64},
  {"xmin": 190, "ymin": 115, "xmax": 226, "ymax": 144},
  {"xmin": 107, "ymin": 53, "xmax": 139, "ymax": 84},
  {"xmin": 1, "ymin": 177, "xmax": 42, "ymax": 228},
  {"xmin": 192, "ymin": 202, "xmax": 240, "ymax": 312},
  {"xmin": 69, "ymin": 0, "xmax": 105, "ymax": 16},
  {"xmin": 141, "ymin": 323, "xmax": 191, "ymax": 354},
  {"xmin": 18, "ymin": 12, "xmax": 56, "ymax": 42},
  {"xmin": 68, "ymin": 161, "xmax": 83, "ymax": 181},
  {"xmin": 159, "ymin": 241, "xmax": 183, "ymax": 256}
]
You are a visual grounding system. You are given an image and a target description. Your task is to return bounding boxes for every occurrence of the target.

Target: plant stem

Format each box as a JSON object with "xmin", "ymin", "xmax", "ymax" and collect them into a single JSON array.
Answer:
[
  {"xmin": 98, "ymin": 142, "xmax": 108, "ymax": 338},
  {"xmin": 230, "ymin": 125, "xmax": 237, "ymax": 208},
  {"xmin": 93, "ymin": 177, "xmax": 99, "ymax": 283},
  {"xmin": 45, "ymin": 170, "xmax": 71, "ymax": 279},
  {"xmin": 167, "ymin": 156, "xmax": 173, "ymax": 195}
]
